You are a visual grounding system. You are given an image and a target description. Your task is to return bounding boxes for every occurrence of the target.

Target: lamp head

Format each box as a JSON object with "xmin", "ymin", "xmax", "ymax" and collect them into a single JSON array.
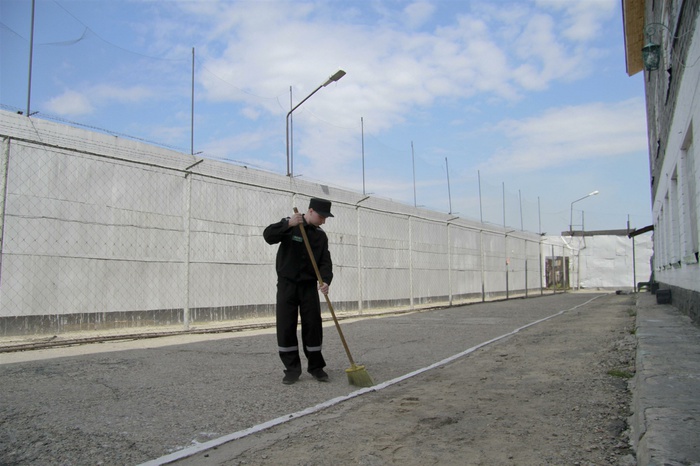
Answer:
[
  {"xmin": 642, "ymin": 41, "xmax": 661, "ymax": 71},
  {"xmin": 323, "ymin": 69, "xmax": 346, "ymax": 87}
]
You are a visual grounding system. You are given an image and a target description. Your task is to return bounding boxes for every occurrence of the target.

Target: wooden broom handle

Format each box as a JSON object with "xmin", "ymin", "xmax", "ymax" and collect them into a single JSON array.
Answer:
[{"xmin": 293, "ymin": 208, "xmax": 356, "ymax": 365}]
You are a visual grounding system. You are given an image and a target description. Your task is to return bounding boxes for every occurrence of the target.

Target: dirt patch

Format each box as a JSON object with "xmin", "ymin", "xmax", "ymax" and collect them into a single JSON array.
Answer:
[{"xmin": 187, "ymin": 295, "xmax": 637, "ymax": 465}]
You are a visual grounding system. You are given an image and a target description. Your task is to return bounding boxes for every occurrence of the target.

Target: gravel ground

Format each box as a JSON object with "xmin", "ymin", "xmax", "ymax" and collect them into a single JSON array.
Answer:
[{"xmin": 0, "ymin": 292, "xmax": 637, "ymax": 465}]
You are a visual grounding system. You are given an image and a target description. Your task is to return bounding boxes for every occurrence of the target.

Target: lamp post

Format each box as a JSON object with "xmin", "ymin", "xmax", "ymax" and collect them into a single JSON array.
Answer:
[
  {"xmin": 569, "ymin": 190, "xmax": 599, "ymax": 234},
  {"xmin": 286, "ymin": 69, "xmax": 346, "ymax": 177}
]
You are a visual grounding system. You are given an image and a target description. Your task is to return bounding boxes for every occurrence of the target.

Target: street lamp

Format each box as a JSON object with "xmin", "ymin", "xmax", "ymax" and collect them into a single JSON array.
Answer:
[
  {"xmin": 642, "ymin": 22, "xmax": 674, "ymax": 71},
  {"xmin": 569, "ymin": 190, "xmax": 599, "ymax": 234},
  {"xmin": 286, "ymin": 69, "xmax": 346, "ymax": 177}
]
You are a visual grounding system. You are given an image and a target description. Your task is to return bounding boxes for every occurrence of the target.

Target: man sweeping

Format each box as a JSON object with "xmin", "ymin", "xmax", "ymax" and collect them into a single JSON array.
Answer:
[{"xmin": 263, "ymin": 198, "xmax": 334, "ymax": 385}]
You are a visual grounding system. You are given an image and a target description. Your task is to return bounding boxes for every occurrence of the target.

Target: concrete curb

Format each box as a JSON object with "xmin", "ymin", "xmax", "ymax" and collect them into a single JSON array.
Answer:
[{"xmin": 632, "ymin": 293, "xmax": 700, "ymax": 466}]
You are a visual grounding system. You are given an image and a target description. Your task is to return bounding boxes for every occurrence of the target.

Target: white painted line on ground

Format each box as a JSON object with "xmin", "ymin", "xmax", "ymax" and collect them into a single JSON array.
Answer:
[{"xmin": 139, "ymin": 294, "xmax": 604, "ymax": 466}]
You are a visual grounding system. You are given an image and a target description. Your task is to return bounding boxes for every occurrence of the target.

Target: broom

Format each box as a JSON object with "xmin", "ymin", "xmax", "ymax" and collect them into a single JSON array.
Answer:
[{"xmin": 293, "ymin": 207, "xmax": 375, "ymax": 387}]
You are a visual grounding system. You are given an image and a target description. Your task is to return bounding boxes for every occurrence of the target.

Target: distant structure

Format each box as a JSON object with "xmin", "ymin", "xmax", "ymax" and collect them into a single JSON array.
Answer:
[
  {"xmin": 622, "ymin": 0, "xmax": 700, "ymax": 324},
  {"xmin": 554, "ymin": 229, "xmax": 652, "ymax": 292}
]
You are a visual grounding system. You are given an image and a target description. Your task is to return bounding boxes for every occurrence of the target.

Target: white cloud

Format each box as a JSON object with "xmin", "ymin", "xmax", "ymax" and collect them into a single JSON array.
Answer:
[
  {"xmin": 92, "ymin": 84, "xmax": 153, "ymax": 103},
  {"xmin": 536, "ymin": 0, "xmax": 617, "ymax": 42},
  {"xmin": 201, "ymin": 127, "xmax": 279, "ymax": 169},
  {"xmin": 194, "ymin": 2, "xmax": 581, "ymax": 108},
  {"xmin": 483, "ymin": 98, "xmax": 648, "ymax": 172},
  {"xmin": 161, "ymin": 0, "xmax": 626, "ymax": 184},
  {"xmin": 403, "ymin": 1, "xmax": 436, "ymax": 29},
  {"xmin": 241, "ymin": 106, "xmax": 261, "ymax": 120},
  {"xmin": 45, "ymin": 90, "xmax": 93, "ymax": 116},
  {"xmin": 33, "ymin": 0, "xmax": 632, "ymax": 206},
  {"xmin": 513, "ymin": 13, "xmax": 585, "ymax": 88},
  {"xmin": 44, "ymin": 84, "xmax": 154, "ymax": 117}
]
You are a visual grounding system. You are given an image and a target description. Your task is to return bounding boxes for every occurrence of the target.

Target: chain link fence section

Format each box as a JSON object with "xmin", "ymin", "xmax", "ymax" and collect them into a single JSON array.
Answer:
[
  {"xmin": 0, "ymin": 112, "xmax": 568, "ymax": 348},
  {"xmin": 447, "ymin": 223, "xmax": 483, "ymax": 304},
  {"xmin": 1, "ymin": 139, "xmax": 187, "ymax": 336}
]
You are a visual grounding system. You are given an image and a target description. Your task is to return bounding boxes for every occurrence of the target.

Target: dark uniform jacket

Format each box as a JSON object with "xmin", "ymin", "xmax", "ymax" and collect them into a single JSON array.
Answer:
[{"xmin": 263, "ymin": 217, "xmax": 333, "ymax": 285}]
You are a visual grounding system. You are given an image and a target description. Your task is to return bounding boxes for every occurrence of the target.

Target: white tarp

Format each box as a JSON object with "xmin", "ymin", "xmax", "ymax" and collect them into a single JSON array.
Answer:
[{"xmin": 546, "ymin": 234, "xmax": 653, "ymax": 290}]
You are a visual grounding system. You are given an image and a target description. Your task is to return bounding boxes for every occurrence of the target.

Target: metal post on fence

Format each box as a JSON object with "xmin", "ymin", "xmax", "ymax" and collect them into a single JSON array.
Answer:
[
  {"xmin": 538, "ymin": 197, "xmax": 544, "ymax": 295},
  {"xmin": 480, "ymin": 230, "xmax": 485, "ymax": 302},
  {"xmin": 505, "ymin": 232, "xmax": 511, "ymax": 299},
  {"xmin": 519, "ymin": 189, "xmax": 523, "ymax": 231},
  {"xmin": 182, "ymin": 164, "xmax": 204, "ymax": 330},
  {"xmin": 551, "ymin": 244, "xmax": 556, "ymax": 294},
  {"xmin": 505, "ymin": 240, "xmax": 509, "ymax": 299},
  {"xmin": 361, "ymin": 117, "xmax": 366, "ymax": 196},
  {"xmin": 629, "ymin": 215, "xmax": 637, "ymax": 292},
  {"xmin": 190, "ymin": 47, "xmax": 195, "ymax": 156},
  {"xmin": 446, "ymin": 217, "xmax": 459, "ymax": 306},
  {"xmin": 355, "ymin": 199, "xmax": 368, "ymax": 314},
  {"xmin": 182, "ymin": 173, "xmax": 193, "ymax": 330},
  {"xmin": 355, "ymin": 196, "xmax": 370, "ymax": 313},
  {"xmin": 182, "ymin": 159, "xmax": 202, "ymax": 331},
  {"xmin": 539, "ymin": 238, "xmax": 544, "ymax": 295},
  {"xmin": 632, "ymin": 235, "xmax": 637, "ymax": 292},
  {"xmin": 26, "ymin": 0, "xmax": 36, "ymax": 117},
  {"xmin": 525, "ymin": 258, "xmax": 528, "ymax": 298},
  {"xmin": 447, "ymin": 222, "xmax": 453, "ymax": 306},
  {"xmin": 0, "ymin": 138, "xmax": 10, "ymax": 285},
  {"xmin": 409, "ymin": 215, "xmax": 414, "ymax": 309}
]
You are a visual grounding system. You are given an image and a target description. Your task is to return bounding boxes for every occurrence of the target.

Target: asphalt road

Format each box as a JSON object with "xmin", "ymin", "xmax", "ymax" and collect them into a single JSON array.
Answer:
[{"xmin": 0, "ymin": 292, "xmax": 606, "ymax": 465}]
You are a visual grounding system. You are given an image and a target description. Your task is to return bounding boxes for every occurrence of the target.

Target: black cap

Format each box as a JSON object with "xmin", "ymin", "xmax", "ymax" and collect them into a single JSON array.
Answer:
[{"xmin": 309, "ymin": 198, "xmax": 334, "ymax": 217}]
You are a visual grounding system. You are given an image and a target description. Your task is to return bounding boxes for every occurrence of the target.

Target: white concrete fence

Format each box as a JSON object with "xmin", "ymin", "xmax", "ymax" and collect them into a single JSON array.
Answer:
[{"xmin": 0, "ymin": 111, "xmax": 594, "ymax": 339}]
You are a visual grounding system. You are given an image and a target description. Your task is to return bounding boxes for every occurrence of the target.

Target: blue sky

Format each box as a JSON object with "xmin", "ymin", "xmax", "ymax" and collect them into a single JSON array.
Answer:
[{"xmin": 1, "ymin": 0, "xmax": 650, "ymax": 235}]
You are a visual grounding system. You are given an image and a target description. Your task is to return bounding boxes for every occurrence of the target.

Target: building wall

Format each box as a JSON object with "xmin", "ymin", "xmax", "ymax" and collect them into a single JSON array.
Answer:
[{"xmin": 644, "ymin": 0, "xmax": 700, "ymax": 324}]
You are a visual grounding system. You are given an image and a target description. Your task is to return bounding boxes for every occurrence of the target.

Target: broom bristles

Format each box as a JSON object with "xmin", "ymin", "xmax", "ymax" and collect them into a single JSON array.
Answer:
[{"xmin": 345, "ymin": 364, "xmax": 375, "ymax": 387}]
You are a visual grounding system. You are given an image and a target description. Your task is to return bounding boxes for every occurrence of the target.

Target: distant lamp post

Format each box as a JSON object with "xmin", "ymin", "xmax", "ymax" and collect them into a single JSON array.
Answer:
[
  {"xmin": 569, "ymin": 190, "xmax": 599, "ymax": 234},
  {"xmin": 285, "ymin": 69, "xmax": 346, "ymax": 177}
]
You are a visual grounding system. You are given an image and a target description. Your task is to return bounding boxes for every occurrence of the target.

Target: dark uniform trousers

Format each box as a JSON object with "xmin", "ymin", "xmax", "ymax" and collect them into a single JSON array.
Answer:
[{"xmin": 276, "ymin": 277, "xmax": 326, "ymax": 376}]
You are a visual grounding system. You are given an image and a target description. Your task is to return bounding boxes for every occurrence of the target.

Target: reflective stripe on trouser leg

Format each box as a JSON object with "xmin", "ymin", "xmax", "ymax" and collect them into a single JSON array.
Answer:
[{"xmin": 278, "ymin": 346, "xmax": 299, "ymax": 353}]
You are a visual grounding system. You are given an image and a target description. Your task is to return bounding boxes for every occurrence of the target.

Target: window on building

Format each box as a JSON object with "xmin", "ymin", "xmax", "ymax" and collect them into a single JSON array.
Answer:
[
  {"xmin": 681, "ymin": 130, "xmax": 698, "ymax": 262},
  {"xmin": 658, "ymin": 203, "xmax": 667, "ymax": 269},
  {"xmin": 670, "ymin": 167, "xmax": 681, "ymax": 264}
]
